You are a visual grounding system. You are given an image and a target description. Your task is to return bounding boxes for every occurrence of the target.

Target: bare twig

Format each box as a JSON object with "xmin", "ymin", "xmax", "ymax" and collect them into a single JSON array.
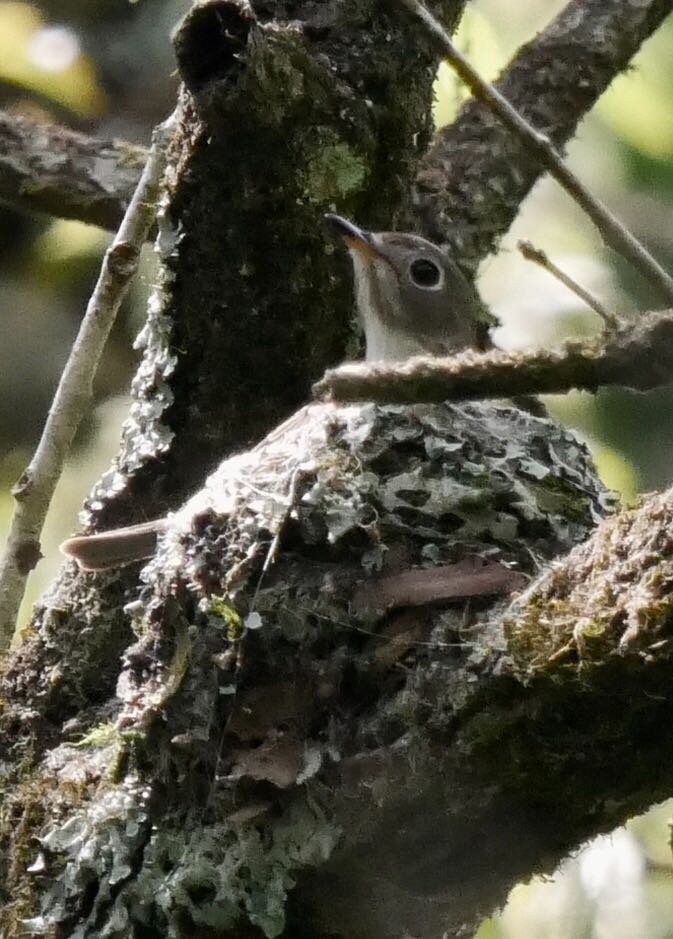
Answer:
[
  {"xmin": 518, "ymin": 239, "xmax": 620, "ymax": 331},
  {"xmin": 314, "ymin": 309, "xmax": 673, "ymax": 404},
  {"xmin": 0, "ymin": 110, "xmax": 147, "ymax": 231},
  {"xmin": 403, "ymin": 0, "xmax": 673, "ymax": 303},
  {"xmin": 0, "ymin": 110, "xmax": 177, "ymax": 648}
]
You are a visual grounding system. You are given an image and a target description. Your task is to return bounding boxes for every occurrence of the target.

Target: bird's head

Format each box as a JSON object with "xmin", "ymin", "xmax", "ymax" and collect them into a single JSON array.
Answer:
[{"xmin": 326, "ymin": 213, "xmax": 483, "ymax": 361}]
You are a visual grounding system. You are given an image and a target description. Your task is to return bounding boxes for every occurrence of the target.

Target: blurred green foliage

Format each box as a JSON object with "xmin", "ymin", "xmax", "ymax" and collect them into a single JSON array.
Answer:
[
  {"xmin": 0, "ymin": 1, "xmax": 104, "ymax": 114},
  {"xmin": 1, "ymin": 0, "xmax": 673, "ymax": 935}
]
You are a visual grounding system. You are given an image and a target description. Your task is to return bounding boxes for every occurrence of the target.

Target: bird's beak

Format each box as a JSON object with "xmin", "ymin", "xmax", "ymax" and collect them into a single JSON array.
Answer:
[{"xmin": 324, "ymin": 213, "xmax": 381, "ymax": 262}]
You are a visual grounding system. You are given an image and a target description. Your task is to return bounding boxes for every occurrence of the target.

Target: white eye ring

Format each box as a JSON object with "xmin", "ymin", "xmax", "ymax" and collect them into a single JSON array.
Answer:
[{"xmin": 409, "ymin": 257, "xmax": 443, "ymax": 290}]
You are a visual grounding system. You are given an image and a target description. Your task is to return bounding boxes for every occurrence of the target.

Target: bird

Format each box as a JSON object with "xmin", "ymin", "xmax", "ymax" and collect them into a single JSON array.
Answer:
[
  {"xmin": 61, "ymin": 215, "xmax": 487, "ymax": 571},
  {"xmin": 324, "ymin": 213, "xmax": 487, "ymax": 360}
]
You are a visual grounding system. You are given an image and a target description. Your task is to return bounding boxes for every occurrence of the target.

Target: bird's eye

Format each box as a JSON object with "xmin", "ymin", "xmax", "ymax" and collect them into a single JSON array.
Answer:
[{"xmin": 409, "ymin": 258, "xmax": 442, "ymax": 288}]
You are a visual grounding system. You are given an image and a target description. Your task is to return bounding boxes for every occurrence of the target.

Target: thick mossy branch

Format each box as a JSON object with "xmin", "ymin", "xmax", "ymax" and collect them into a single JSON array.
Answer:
[
  {"xmin": 415, "ymin": 0, "xmax": 673, "ymax": 275},
  {"xmin": 506, "ymin": 488, "xmax": 673, "ymax": 667},
  {"xmin": 315, "ymin": 310, "xmax": 673, "ymax": 403}
]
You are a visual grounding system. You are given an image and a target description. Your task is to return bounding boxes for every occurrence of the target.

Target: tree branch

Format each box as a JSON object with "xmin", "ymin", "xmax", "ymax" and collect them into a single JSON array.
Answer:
[
  {"xmin": 403, "ymin": 0, "xmax": 673, "ymax": 303},
  {"xmin": 518, "ymin": 238, "xmax": 619, "ymax": 330},
  {"xmin": 0, "ymin": 110, "xmax": 147, "ymax": 230},
  {"xmin": 414, "ymin": 0, "xmax": 673, "ymax": 277},
  {"xmin": 4, "ymin": 1, "xmax": 673, "ymax": 936},
  {"xmin": 0, "ymin": 111, "xmax": 175, "ymax": 647},
  {"xmin": 314, "ymin": 309, "xmax": 673, "ymax": 403}
]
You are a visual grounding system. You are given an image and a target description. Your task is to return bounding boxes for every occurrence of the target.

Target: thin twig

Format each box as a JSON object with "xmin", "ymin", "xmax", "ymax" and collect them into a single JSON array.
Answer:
[
  {"xmin": 518, "ymin": 239, "xmax": 620, "ymax": 331},
  {"xmin": 249, "ymin": 465, "xmax": 311, "ymax": 615},
  {"xmin": 0, "ymin": 109, "xmax": 178, "ymax": 648},
  {"xmin": 284, "ymin": 604, "xmax": 474, "ymax": 652},
  {"xmin": 400, "ymin": 0, "xmax": 673, "ymax": 305},
  {"xmin": 314, "ymin": 309, "xmax": 673, "ymax": 404}
]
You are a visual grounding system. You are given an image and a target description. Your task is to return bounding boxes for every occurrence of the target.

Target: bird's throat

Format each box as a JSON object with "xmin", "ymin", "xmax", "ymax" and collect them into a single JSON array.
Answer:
[{"xmin": 352, "ymin": 254, "xmax": 414, "ymax": 361}]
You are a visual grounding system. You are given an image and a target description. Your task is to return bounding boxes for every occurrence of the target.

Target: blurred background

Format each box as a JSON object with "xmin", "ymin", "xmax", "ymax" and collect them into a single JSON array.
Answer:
[{"xmin": 1, "ymin": 0, "xmax": 673, "ymax": 935}]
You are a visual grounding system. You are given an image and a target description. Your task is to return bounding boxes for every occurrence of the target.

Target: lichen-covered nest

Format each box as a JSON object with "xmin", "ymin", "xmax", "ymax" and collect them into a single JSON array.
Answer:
[{"xmin": 15, "ymin": 400, "xmax": 614, "ymax": 939}]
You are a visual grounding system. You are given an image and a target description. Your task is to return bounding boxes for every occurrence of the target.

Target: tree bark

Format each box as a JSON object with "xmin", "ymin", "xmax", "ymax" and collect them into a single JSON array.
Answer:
[
  {"xmin": 2, "ymin": 0, "xmax": 673, "ymax": 937},
  {"xmin": 0, "ymin": 110, "xmax": 147, "ymax": 230},
  {"xmin": 414, "ymin": 0, "xmax": 673, "ymax": 276}
]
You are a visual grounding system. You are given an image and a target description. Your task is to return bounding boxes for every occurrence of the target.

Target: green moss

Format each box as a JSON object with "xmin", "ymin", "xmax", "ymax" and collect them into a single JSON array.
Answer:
[
  {"xmin": 639, "ymin": 592, "xmax": 673, "ymax": 626},
  {"xmin": 246, "ymin": 32, "xmax": 308, "ymax": 118},
  {"xmin": 209, "ymin": 596, "xmax": 242, "ymax": 640},
  {"xmin": 74, "ymin": 721, "xmax": 119, "ymax": 749},
  {"xmin": 504, "ymin": 596, "xmax": 574, "ymax": 669},
  {"xmin": 303, "ymin": 141, "xmax": 368, "ymax": 202},
  {"xmin": 109, "ymin": 729, "xmax": 148, "ymax": 783}
]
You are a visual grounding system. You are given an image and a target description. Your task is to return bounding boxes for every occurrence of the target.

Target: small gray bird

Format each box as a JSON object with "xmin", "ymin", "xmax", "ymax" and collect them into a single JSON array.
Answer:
[
  {"xmin": 61, "ymin": 216, "xmax": 486, "ymax": 571},
  {"xmin": 325, "ymin": 213, "xmax": 486, "ymax": 360}
]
